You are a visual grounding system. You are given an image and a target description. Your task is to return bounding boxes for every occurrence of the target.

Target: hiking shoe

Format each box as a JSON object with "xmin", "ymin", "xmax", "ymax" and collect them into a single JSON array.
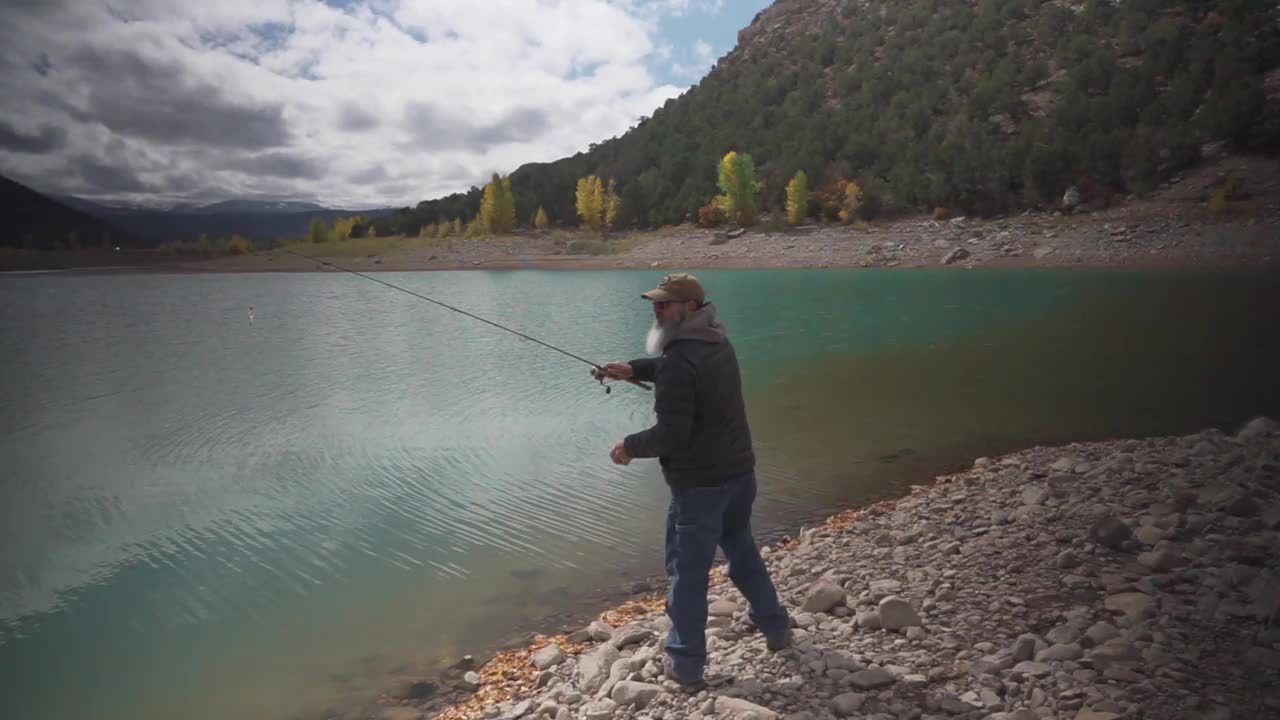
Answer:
[
  {"xmin": 661, "ymin": 658, "xmax": 708, "ymax": 694},
  {"xmin": 661, "ymin": 658, "xmax": 733, "ymax": 693},
  {"xmin": 766, "ymin": 627, "xmax": 794, "ymax": 652}
]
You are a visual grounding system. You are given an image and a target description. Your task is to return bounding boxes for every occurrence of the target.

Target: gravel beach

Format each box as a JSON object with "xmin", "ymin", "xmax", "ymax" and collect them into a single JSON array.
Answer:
[{"xmin": 381, "ymin": 417, "xmax": 1280, "ymax": 720}]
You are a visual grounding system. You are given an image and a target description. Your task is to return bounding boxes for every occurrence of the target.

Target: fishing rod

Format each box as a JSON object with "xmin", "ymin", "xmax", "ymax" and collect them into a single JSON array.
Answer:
[{"xmin": 279, "ymin": 248, "xmax": 651, "ymax": 394}]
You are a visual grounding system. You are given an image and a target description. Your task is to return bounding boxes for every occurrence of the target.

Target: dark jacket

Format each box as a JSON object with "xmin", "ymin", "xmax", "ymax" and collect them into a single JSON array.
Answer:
[{"xmin": 623, "ymin": 303, "xmax": 755, "ymax": 488}]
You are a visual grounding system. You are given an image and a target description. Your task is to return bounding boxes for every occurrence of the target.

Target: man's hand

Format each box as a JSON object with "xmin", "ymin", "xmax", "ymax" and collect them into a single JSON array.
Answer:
[
  {"xmin": 610, "ymin": 441, "xmax": 632, "ymax": 465},
  {"xmin": 603, "ymin": 362, "xmax": 633, "ymax": 381}
]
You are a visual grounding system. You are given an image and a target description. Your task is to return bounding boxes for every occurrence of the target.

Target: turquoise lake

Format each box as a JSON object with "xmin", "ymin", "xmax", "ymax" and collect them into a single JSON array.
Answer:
[{"xmin": 1, "ymin": 267, "xmax": 1277, "ymax": 720}]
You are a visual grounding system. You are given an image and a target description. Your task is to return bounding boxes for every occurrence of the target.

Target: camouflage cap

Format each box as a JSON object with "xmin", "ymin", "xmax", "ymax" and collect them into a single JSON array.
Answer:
[{"xmin": 641, "ymin": 272, "xmax": 706, "ymax": 304}]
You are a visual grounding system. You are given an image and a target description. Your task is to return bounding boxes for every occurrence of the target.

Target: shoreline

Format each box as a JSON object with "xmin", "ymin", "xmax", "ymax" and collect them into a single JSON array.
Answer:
[
  {"xmin": 8, "ymin": 155, "xmax": 1279, "ymax": 278},
  {"xmin": 376, "ymin": 418, "xmax": 1280, "ymax": 720}
]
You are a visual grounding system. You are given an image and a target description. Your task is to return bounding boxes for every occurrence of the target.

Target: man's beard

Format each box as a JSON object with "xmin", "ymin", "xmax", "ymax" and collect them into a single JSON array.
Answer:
[{"xmin": 645, "ymin": 314, "xmax": 683, "ymax": 354}]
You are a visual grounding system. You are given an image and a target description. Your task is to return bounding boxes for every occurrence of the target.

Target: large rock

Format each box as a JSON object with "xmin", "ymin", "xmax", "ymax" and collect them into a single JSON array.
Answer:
[
  {"xmin": 586, "ymin": 621, "xmax": 614, "ymax": 642},
  {"xmin": 581, "ymin": 698, "xmax": 617, "ymax": 720},
  {"xmin": 1036, "ymin": 643, "xmax": 1083, "ymax": 662},
  {"xmin": 856, "ymin": 610, "xmax": 882, "ymax": 630},
  {"xmin": 1090, "ymin": 517, "xmax": 1133, "ymax": 549},
  {"xmin": 831, "ymin": 692, "xmax": 867, "ymax": 716},
  {"xmin": 942, "ymin": 247, "xmax": 971, "ymax": 265},
  {"xmin": 1013, "ymin": 634, "xmax": 1042, "ymax": 661},
  {"xmin": 715, "ymin": 696, "xmax": 780, "ymax": 720},
  {"xmin": 878, "ymin": 596, "xmax": 923, "ymax": 630},
  {"xmin": 610, "ymin": 681, "xmax": 662, "ymax": 709},
  {"xmin": 531, "ymin": 644, "xmax": 565, "ymax": 670},
  {"xmin": 709, "ymin": 599, "xmax": 741, "ymax": 617},
  {"xmin": 1105, "ymin": 592, "xmax": 1155, "ymax": 619},
  {"xmin": 577, "ymin": 644, "xmax": 620, "ymax": 693},
  {"xmin": 849, "ymin": 668, "xmax": 897, "ymax": 689},
  {"xmin": 610, "ymin": 623, "xmax": 654, "ymax": 649},
  {"xmin": 801, "ymin": 579, "xmax": 846, "ymax": 613}
]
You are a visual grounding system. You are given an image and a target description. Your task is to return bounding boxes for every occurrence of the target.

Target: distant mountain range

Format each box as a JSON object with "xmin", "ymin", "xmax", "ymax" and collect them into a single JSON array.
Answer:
[
  {"xmin": 6, "ymin": 175, "xmax": 146, "ymax": 250},
  {"xmin": 5, "ymin": 175, "xmax": 398, "ymax": 249}
]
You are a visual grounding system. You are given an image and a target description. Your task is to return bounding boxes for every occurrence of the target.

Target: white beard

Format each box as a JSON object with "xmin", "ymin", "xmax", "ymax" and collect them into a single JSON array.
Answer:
[
  {"xmin": 645, "ymin": 320, "xmax": 666, "ymax": 354},
  {"xmin": 645, "ymin": 315, "xmax": 684, "ymax": 354}
]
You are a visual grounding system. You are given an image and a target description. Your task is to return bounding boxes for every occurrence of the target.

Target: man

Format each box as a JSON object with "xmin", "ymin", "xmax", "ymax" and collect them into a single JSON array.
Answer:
[{"xmin": 605, "ymin": 272, "xmax": 792, "ymax": 692}]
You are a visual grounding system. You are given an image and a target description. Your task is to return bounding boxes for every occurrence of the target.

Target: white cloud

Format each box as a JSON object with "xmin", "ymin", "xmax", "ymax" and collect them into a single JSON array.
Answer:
[
  {"xmin": 0, "ymin": 0, "xmax": 698, "ymax": 209},
  {"xmin": 671, "ymin": 37, "xmax": 718, "ymax": 81}
]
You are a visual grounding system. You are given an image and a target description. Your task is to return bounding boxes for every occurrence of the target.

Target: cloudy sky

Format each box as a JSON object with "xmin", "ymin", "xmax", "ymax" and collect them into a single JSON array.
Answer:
[{"xmin": 0, "ymin": 0, "xmax": 770, "ymax": 210}]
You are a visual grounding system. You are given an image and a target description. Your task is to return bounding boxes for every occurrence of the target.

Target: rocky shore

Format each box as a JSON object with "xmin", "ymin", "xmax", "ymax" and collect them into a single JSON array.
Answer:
[
  {"xmin": 388, "ymin": 417, "xmax": 1280, "ymax": 720},
  {"xmin": 138, "ymin": 153, "xmax": 1280, "ymax": 276}
]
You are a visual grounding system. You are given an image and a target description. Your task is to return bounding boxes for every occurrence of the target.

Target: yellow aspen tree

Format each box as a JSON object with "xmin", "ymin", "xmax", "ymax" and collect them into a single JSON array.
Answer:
[
  {"xmin": 576, "ymin": 176, "xmax": 603, "ymax": 232},
  {"xmin": 838, "ymin": 181, "xmax": 862, "ymax": 223},
  {"xmin": 714, "ymin": 151, "xmax": 761, "ymax": 226},
  {"xmin": 785, "ymin": 170, "xmax": 809, "ymax": 225},
  {"xmin": 480, "ymin": 173, "xmax": 515, "ymax": 235},
  {"xmin": 602, "ymin": 179, "xmax": 621, "ymax": 237}
]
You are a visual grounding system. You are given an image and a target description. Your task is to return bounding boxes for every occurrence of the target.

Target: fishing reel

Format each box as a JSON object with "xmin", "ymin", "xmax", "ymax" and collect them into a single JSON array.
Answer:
[
  {"xmin": 590, "ymin": 366, "xmax": 613, "ymax": 394},
  {"xmin": 590, "ymin": 366, "xmax": 652, "ymax": 395}
]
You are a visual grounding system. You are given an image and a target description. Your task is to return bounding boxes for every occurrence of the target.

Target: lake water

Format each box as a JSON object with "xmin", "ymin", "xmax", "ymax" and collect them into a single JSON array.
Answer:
[{"xmin": 2, "ymin": 267, "xmax": 1278, "ymax": 720}]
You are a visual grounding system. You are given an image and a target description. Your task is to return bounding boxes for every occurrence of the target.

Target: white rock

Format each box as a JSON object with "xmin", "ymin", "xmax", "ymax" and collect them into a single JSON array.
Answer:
[{"xmin": 459, "ymin": 671, "xmax": 481, "ymax": 691}]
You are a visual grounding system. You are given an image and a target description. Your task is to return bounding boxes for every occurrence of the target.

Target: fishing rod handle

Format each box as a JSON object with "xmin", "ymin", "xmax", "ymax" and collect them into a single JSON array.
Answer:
[{"xmin": 591, "ymin": 367, "xmax": 652, "ymax": 391}]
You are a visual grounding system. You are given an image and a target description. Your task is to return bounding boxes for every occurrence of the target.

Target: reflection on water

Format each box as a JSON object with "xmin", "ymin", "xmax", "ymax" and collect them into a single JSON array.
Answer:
[{"xmin": 0, "ymin": 268, "xmax": 1276, "ymax": 720}]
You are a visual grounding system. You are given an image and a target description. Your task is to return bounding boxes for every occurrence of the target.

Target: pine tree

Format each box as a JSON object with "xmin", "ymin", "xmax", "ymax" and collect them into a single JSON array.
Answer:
[{"xmin": 785, "ymin": 170, "xmax": 810, "ymax": 225}]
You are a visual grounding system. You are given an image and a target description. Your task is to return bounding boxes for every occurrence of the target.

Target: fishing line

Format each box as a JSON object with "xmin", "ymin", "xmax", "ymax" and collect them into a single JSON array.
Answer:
[{"xmin": 279, "ymin": 248, "xmax": 651, "ymax": 393}]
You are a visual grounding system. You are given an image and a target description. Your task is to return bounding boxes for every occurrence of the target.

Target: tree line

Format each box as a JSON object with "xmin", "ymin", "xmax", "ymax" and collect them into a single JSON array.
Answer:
[{"xmin": 364, "ymin": 0, "xmax": 1277, "ymax": 237}]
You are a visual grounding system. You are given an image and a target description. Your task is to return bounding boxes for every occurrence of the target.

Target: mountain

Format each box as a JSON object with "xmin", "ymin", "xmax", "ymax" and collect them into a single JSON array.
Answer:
[
  {"xmin": 6, "ymin": 176, "xmax": 145, "ymax": 250},
  {"xmin": 374, "ymin": 0, "xmax": 1280, "ymax": 234},
  {"xmin": 188, "ymin": 199, "xmax": 331, "ymax": 215},
  {"xmin": 53, "ymin": 194, "xmax": 157, "ymax": 217},
  {"xmin": 59, "ymin": 197, "xmax": 398, "ymax": 246}
]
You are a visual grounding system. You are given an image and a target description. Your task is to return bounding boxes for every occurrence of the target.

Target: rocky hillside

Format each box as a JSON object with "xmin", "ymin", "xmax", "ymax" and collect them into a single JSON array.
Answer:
[
  {"xmin": 379, "ymin": 0, "xmax": 1280, "ymax": 235},
  {"xmin": 400, "ymin": 417, "xmax": 1280, "ymax": 720},
  {"xmin": 4, "ymin": 174, "xmax": 144, "ymax": 250}
]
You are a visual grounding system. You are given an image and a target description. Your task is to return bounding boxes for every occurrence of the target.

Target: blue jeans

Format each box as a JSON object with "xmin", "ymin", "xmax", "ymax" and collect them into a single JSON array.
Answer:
[{"xmin": 663, "ymin": 470, "xmax": 789, "ymax": 681}]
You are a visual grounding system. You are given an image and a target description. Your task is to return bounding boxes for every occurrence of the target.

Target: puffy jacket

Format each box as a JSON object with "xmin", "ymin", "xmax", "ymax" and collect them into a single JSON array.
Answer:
[{"xmin": 623, "ymin": 303, "xmax": 756, "ymax": 488}]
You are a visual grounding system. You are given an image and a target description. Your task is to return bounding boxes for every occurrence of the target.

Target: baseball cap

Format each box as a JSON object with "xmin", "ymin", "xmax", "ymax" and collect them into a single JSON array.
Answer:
[{"xmin": 641, "ymin": 272, "xmax": 706, "ymax": 304}]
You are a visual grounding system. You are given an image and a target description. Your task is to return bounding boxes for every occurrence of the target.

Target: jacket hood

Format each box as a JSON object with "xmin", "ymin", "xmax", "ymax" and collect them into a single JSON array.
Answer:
[{"xmin": 666, "ymin": 303, "xmax": 727, "ymax": 347}]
